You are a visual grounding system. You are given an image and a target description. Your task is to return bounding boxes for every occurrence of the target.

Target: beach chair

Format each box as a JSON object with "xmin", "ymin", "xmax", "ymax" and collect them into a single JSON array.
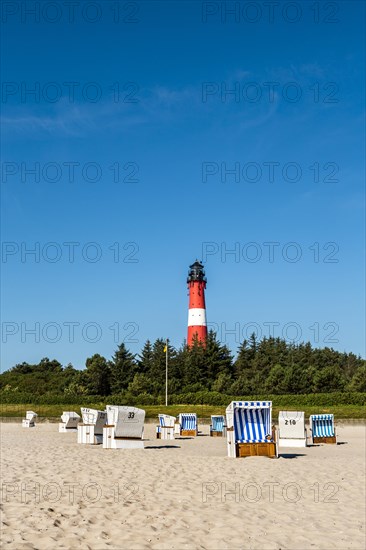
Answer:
[
  {"xmin": 210, "ymin": 415, "xmax": 226, "ymax": 437},
  {"xmin": 310, "ymin": 414, "xmax": 337, "ymax": 444},
  {"xmin": 177, "ymin": 413, "xmax": 198, "ymax": 437},
  {"xmin": 103, "ymin": 405, "xmax": 145, "ymax": 449},
  {"xmin": 77, "ymin": 408, "xmax": 107, "ymax": 444},
  {"xmin": 278, "ymin": 411, "xmax": 307, "ymax": 447},
  {"xmin": 156, "ymin": 414, "xmax": 175, "ymax": 440},
  {"xmin": 22, "ymin": 411, "xmax": 37, "ymax": 428},
  {"xmin": 59, "ymin": 411, "xmax": 81, "ymax": 433},
  {"xmin": 226, "ymin": 401, "xmax": 277, "ymax": 458}
]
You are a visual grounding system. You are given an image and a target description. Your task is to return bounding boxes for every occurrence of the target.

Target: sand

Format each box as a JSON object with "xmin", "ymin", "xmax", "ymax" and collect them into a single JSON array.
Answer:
[{"xmin": 0, "ymin": 422, "xmax": 365, "ymax": 550}]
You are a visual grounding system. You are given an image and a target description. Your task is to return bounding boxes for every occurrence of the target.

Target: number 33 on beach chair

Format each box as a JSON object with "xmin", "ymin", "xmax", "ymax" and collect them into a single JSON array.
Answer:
[{"xmin": 226, "ymin": 401, "xmax": 278, "ymax": 458}]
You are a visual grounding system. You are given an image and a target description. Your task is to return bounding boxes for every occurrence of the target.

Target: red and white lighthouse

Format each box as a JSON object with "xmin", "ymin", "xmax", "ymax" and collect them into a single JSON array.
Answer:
[{"xmin": 187, "ymin": 260, "xmax": 207, "ymax": 346}]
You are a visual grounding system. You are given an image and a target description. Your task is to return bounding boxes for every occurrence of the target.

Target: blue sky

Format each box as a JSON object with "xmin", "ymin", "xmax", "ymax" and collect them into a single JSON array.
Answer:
[{"xmin": 1, "ymin": 1, "xmax": 365, "ymax": 371}]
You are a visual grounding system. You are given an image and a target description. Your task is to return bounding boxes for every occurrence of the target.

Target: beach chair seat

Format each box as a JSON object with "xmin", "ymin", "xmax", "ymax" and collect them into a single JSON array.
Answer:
[
  {"xmin": 59, "ymin": 411, "xmax": 81, "ymax": 432},
  {"xmin": 77, "ymin": 408, "xmax": 107, "ymax": 444},
  {"xmin": 310, "ymin": 414, "xmax": 336, "ymax": 444},
  {"xmin": 103, "ymin": 405, "xmax": 145, "ymax": 449},
  {"xmin": 210, "ymin": 415, "xmax": 226, "ymax": 437},
  {"xmin": 22, "ymin": 411, "xmax": 37, "ymax": 428},
  {"xmin": 178, "ymin": 413, "xmax": 198, "ymax": 437},
  {"xmin": 278, "ymin": 411, "xmax": 307, "ymax": 447},
  {"xmin": 156, "ymin": 414, "xmax": 175, "ymax": 440},
  {"xmin": 226, "ymin": 401, "xmax": 277, "ymax": 458}
]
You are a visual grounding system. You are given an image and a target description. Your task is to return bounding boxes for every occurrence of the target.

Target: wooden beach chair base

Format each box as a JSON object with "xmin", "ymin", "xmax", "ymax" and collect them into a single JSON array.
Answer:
[
  {"xmin": 313, "ymin": 435, "xmax": 337, "ymax": 444},
  {"xmin": 236, "ymin": 442, "xmax": 277, "ymax": 458},
  {"xmin": 180, "ymin": 429, "xmax": 197, "ymax": 437},
  {"xmin": 210, "ymin": 430, "xmax": 224, "ymax": 437}
]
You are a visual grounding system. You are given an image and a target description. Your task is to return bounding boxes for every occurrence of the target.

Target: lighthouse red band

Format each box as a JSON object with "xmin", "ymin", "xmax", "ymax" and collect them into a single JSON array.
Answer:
[{"xmin": 187, "ymin": 260, "xmax": 207, "ymax": 346}]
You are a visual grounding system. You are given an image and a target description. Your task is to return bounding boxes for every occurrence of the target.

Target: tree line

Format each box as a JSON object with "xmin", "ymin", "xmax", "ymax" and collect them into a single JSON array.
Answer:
[{"xmin": 1, "ymin": 332, "xmax": 365, "ymax": 400}]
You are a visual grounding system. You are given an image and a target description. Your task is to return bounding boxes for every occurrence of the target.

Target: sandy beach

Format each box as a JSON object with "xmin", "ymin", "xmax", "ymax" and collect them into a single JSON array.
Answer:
[{"xmin": 1, "ymin": 422, "xmax": 365, "ymax": 550}]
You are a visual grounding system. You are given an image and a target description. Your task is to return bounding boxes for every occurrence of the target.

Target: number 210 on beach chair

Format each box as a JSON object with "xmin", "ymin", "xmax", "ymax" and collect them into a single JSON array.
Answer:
[
  {"xmin": 310, "ymin": 414, "xmax": 337, "ymax": 444},
  {"xmin": 226, "ymin": 401, "xmax": 278, "ymax": 458},
  {"xmin": 278, "ymin": 411, "xmax": 307, "ymax": 447}
]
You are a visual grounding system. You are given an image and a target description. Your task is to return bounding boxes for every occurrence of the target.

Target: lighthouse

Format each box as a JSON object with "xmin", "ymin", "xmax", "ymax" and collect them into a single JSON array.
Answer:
[{"xmin": 187, "ymin": 260, "xmax": 207, "ymax": 346}]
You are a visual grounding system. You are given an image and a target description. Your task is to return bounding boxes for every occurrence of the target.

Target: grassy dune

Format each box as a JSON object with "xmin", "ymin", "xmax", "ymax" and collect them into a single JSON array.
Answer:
[{"xmin": 1, "ymin": 403, "xmax": 364, "ymax": 419}]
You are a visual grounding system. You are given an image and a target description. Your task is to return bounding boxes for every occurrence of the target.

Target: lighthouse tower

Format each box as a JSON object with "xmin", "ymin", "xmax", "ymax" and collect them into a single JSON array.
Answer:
[{"xmin": 187, "ymin": 260, "xmax": 207, "ymax": 346}]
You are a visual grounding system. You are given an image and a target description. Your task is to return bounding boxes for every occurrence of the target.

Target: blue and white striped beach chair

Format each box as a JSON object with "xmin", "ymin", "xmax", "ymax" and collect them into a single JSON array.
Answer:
[
  {"xmin": 156, "ymin": 414, "xmax": 175, "ymax": 440},
  {"xmin": 310, "ymin": 414, "xmax": 336, "ymax": 444},
  {"xmin": 210, "ymin": 415, "xmax": 226, "ymax": 437},
  {"xmin": 178, "ymin": 413, "xmax": 198, "ymax": 436},
  {"xmin": 226, "ymin": 401, "xmax": 277, "ymax": 458}
]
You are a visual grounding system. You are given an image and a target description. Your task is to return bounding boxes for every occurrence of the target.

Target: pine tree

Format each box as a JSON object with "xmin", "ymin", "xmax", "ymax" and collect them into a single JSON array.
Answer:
[
  {"xmin": 137, "ymin": 340, "xmax": 154, "ymax": 375},
  {"xmin": 110, "ymin": 343, "xmax": 136, "ymax": 393},
  {"xmin": 85, "ymin": 354, "xmax": 111, "ymax": 395}
]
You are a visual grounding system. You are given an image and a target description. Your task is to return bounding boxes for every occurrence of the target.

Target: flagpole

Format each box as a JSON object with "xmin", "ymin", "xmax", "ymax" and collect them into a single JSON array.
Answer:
[{"xmin": 165, "ymin": 338, "xmax": 168, "ymax": 407}]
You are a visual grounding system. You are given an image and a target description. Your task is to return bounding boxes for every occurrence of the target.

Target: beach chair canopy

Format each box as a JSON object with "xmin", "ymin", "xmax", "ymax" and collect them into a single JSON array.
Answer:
[
  {"xmin": 178, "ymin": 413, "xmax": 197, "ymax": 431},
  {"xmin": 158, "ymin": 414, "xmax": 176, "ymax": 428},
  {"xmin": 106, "ymin": 405, "xmax": 145, "ymax": 438},
  {"xmin": 211, "ymin": 415, "xmax": 225, "ymax": 431},
  {"xmin": 278, "ymin": 411, "xmax": 305, "ymax": 439},
  {"xmin": 80, "ymin": 408, "xmax": 107, "ymax": 430},
  {"xmin": 25, "ymin": 411, "xmax": 37, "ymax": 421},
  {"xmin": 226, "ymin": 401, "xmax": 273, "ymax": 443},
  {"xmin": 310, "ymin": 414, "xmax": 335, "ymax": 437},
  {"xmin": 61, "ymin": 411, "xmax": 81, "ymax": 427}
]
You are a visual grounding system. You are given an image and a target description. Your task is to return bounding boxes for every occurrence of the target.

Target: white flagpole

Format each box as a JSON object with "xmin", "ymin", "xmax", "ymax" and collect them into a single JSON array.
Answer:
[{"xmin": 165, "ymin": 338, "xmax": 168, "ymax": 407}]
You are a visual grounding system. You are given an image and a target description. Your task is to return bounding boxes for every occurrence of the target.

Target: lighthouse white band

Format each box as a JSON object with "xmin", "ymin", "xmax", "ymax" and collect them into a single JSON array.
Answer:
[{"xmin": 188, "ymin": 308, "xmax": 207, "ymax": 327}]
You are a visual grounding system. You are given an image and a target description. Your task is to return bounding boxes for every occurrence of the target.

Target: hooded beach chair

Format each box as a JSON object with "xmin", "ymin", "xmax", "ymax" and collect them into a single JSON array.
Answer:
[
  {"xmin": 226, "ymin": 401, "xmax": 277, "ymax": 458},
  {"xmin": 156, "ymin": 414, "xmax": 175, "ymax": 440},
  {"xmin": 103, "ymin": 405, "xmax": 145, "ymax": 449},
  {"xmin": 22, "ymin": 411, "xmax": 37, "ymax": 428},
  {"xmin": 177, "ymin": 413, "xmax": 198, "ymax": 437},
  {"xmin": 310, "ymin": 414, "xmax": 336, "ymax": 444},
  {"xmin": 210, "ymin": 415, "xmax": 226, "ymax": 437},
  {"xmin": 278, "ymin": 411, "xmax": 307, "ymax": 447},
  {"xmin": 59, "ymin": 411, "xmax": 81, "ymax": 432},
  {"xmin": 77, "ymin": 408, "xmax": 107, "ymax": 444}
]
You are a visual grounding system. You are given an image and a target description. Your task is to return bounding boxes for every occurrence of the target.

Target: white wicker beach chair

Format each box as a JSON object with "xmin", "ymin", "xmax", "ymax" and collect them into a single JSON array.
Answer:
[
  {"xmin": 226, "ymin": 401, "xmax": 277, "ymax": 458},
  {"xmin": 59, "ymin": 411, "xmax": 81, "ymax": 432},
  {"xmin": 156, "ymin": 414, "xmax": 175, "ymax": 440},
  {"xmin": 310, "ymin": 414, "xmax": 336, "ymax": 444},
  {"xmin": 103, "ymin": 405, "xmax": 145, "ymax": 449},
  {"xmin": 210, "ymin": 415, "xmax": 226, "ymax": 437},
  {"xmin": 22, "ymin": 411, "xmax": 37, "ymax": 428},
  {"xmin": 77, "ymin": 408, "xmax": 107, "ymax": 444},
  {"xmin": 278, "ymin": 411, "xmax": 307, "ymax": 447}
]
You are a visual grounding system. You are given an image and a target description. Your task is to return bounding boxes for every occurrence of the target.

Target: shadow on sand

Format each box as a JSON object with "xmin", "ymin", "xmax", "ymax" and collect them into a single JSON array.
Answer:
[
  {"xmin": 145, "ymin": 445, "xmax": 181, "ymax": 450},
  {"xmin": 278, "ymin": 453, "xmax": 307, "ymax": 459}
]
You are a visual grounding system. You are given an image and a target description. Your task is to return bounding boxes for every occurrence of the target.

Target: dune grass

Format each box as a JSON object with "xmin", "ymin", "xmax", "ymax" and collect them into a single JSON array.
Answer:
[{"xmin": 0, "ymin": 403, "xmax": 364, "ymax": 420}]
